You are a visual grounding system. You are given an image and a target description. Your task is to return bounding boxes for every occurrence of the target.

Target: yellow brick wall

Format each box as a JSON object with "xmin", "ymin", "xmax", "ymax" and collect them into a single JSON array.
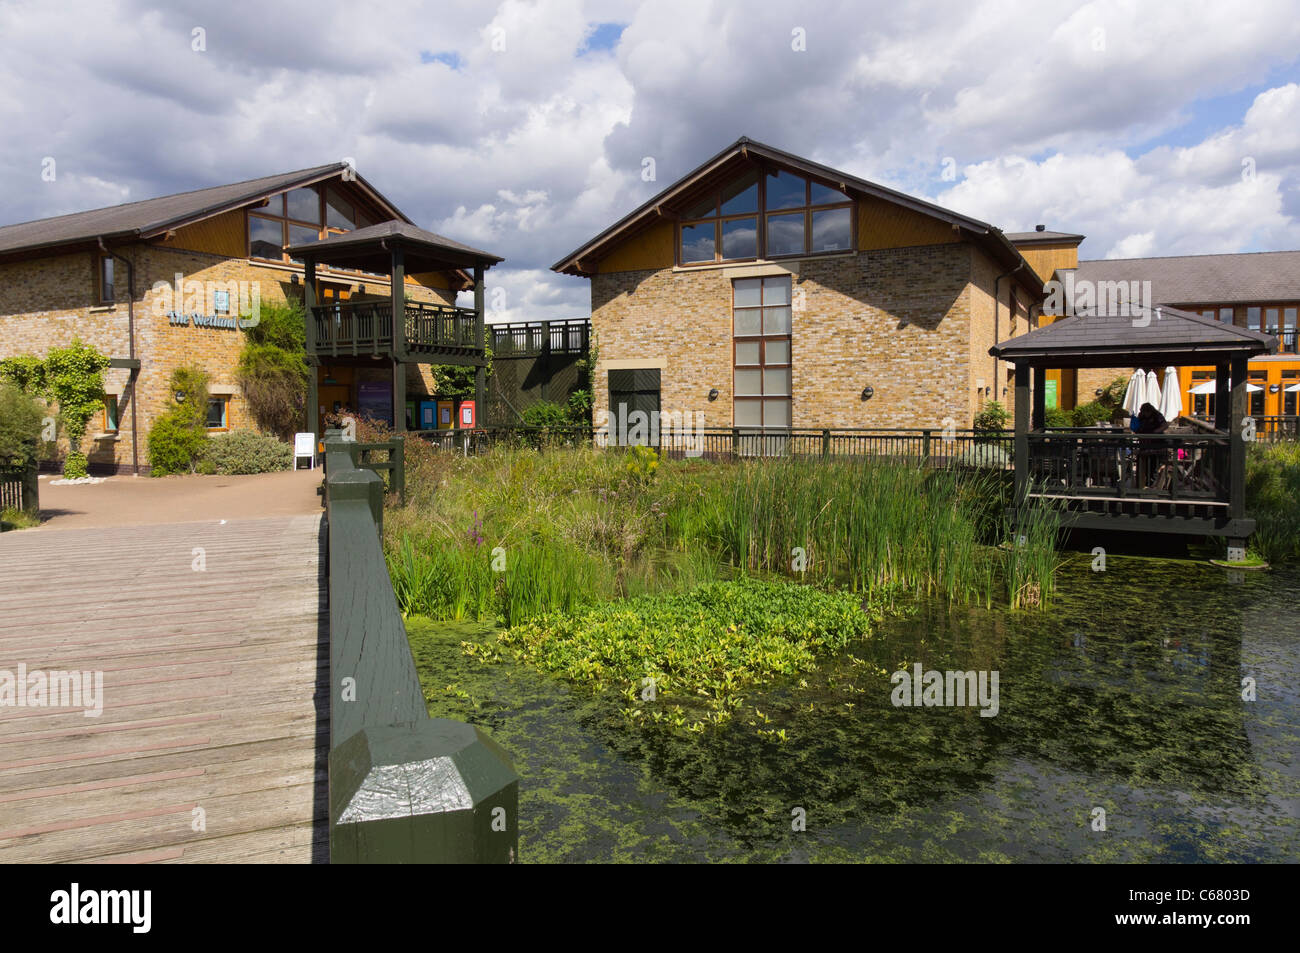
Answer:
[{"xmin": 590, "ymin": 243, "xmax": 984, "ymax": 431}]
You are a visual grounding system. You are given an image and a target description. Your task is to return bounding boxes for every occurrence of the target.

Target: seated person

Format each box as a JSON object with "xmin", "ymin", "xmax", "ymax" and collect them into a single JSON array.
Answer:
[{"xmin": 1134, "ymin": 403, "xmax": 1168, "ymax": 434}]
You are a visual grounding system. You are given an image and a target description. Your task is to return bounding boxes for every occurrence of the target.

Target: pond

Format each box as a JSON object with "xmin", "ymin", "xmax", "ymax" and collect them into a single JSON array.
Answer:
[{"xmin": 408, "ymin": 556, "xmax": 1300, "ymax": 863}]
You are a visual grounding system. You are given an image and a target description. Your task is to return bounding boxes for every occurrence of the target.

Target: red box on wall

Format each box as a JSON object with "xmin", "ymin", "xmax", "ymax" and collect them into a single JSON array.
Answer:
[{"xmin": 456, "ymin": 400, "xmax": 476, "ymax": 428}]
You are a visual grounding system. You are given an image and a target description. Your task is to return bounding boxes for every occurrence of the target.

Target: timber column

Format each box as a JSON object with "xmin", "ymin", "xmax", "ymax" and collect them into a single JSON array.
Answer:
[
  {"xmin": 1227, "ymin": 355, "xmax": 1248, "ymax": 559},
  {"xmin": 390, "ymin": 245, "xmax": 406, "ymax": 432},
  {"xmin": 304, "ymin": 259, "xmax": 318, "ymax": 446},
  {"xmin": 474, "ymin": 264, "xmax": 486, "ymax": 421}
]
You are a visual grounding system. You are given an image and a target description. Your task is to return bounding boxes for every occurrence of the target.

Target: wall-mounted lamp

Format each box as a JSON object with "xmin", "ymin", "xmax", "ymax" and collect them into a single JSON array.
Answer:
[
  {"xmin": 1095, "ymin": 389, "xmax": 1104, "ymax": 397},
  {"xmin": 707, "ymin": 388, "xmax": 719, "ymax": 401},
  {"xmin": 357, "ymin": 284, "xmax": 366, "ymax": 295},
  {"xmin": 1270, "ymin": 383, "xmax": 1280, "ymax": 393},
  {"xmin": 290, "ymin": 273, "xmax": 300, "ymax": 286},
  {"xmin": 174, "ymin": 391, "xmax": 187, "ymax": 403},
  {"xmin": 860, "ymin": 385, "xmax": 874, "ymax": 401}
]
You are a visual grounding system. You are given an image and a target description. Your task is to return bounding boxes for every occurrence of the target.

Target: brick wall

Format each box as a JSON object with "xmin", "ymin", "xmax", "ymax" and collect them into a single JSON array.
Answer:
[
  {"xmin": 0, "ymin": 242, "xmax": 449, "ymax": 472},
  {"xmin": 590, "ymin": 243, "xmax": 989, "ymax": 431}
]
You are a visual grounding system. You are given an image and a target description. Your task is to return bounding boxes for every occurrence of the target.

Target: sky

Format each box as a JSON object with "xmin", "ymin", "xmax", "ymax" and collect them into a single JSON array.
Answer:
[{"xmin": 1, "ymin": 0, "xmax": 1298, "ymax": 321}]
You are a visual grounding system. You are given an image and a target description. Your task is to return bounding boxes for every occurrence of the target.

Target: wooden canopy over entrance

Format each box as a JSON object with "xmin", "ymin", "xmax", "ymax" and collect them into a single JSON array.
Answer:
[
  {"xmin": 990, "ymin": 306, "xmax": 1277, "ymax": 545},
  {"xmin": 287, "ymin": 221, "xmax": 502, "ymax": 435}
]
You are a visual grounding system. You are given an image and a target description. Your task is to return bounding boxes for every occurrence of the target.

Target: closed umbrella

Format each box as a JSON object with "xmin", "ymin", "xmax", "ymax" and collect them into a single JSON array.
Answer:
[
  {"xmin": 1145, "ymin": 369, "xmax": 1162, "ymax": 412},
  {"xmin": 1159, "ymin": 366, "xmax": 1182, "ymax": 421},
  {"xmin": 1122, "ymin": 369, "xmax": 1147, "ymax": 414}
]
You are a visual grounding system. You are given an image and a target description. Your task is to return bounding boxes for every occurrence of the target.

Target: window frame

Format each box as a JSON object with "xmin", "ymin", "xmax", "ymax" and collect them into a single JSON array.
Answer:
[
  {"xmin": 677, "ymin": 166, "xmax": 854, "ymax": 267},
  {"xmin": 102, "ymin": 394, "xmax": 119, "ymax": 433},
  {"xmin": 205, "ymin": 396, "xmax": 229, "ymax": 432},
  {"xmin": 96, "ymin": 254, "xmax": 115, "ymax": 304},
  {"xmin": 732, "ymin": 275, "xmax": 793, "ymax": 431}
]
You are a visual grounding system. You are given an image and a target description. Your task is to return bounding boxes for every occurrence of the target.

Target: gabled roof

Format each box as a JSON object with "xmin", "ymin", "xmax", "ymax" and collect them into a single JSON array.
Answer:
[
  {"xmin": 1005, "ymin": 230, "xmax": 1085, "ymax": 244},
  {"xmin": 989, "ymin": 305, "xmax": 1277, "ymax": 368},
  {"xmin": 551, "ymin": 136, "xmax": 1042, "ymax": 292},
  {"xmin": 1060, "ymin": 250, "xmax": 1300, "ymax": 307},
  {"xmin": 286, "ymin": 220, "xmax": 502, "ymax": 272},
  {"xmin": 0, "ymin": 163, "xmax": 407, "ymax": 260}
]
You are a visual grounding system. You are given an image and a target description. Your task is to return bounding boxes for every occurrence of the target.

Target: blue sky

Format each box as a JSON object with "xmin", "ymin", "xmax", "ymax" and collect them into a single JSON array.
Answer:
[{"xmin": 1, "ymin": 0, "xmax": 1298, "ymax": 321}]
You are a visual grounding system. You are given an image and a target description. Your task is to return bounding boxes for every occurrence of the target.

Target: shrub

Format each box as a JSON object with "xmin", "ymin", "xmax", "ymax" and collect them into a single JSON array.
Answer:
[
  {"xmin": 1044, "ymin": 406, "xmax": 1071, "ymax": 429},
  {"xmin": 521, "ymin": 400, "xmax": 571, "ymax": 429},
  {"xmin": 1069, "ymin": 400, "xmax": 1113, "ymax": 427},
  {"xmin": 0, "ymin": 383, "xmax": 46, "ymax": 466},
  {"xmin": 148, "ymin": 413, "xmax": 208, "ymax": 475},
  {"xmin": 148, "ymin": 366, "xmax": 210, "ymax": 475},
  {"xmin": 204, "ymin": 429, "xmax": 292, "ymax": 475},
  {"xmin": 973, "ymin": 400, "xmax": 1009, "ymax": 434},
  {"xmin": 237, "ymin": 301, "xmax": 308, "ymax": 439}
]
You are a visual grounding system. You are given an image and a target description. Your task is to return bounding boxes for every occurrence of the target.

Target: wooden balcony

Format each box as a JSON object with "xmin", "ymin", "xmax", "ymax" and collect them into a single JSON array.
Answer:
[{"xmin": 309, "ymin": 300, "xmax": 481, "ymax": 362}]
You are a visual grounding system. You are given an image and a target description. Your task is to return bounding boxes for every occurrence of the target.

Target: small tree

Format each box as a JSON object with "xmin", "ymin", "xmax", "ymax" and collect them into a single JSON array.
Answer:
[
  {"xmin": 17, "ymin": 341, "xmax": 109, "ymax": 479},
  {"xmin": 0, "ymin": 383, "xmax": 45, "ymax": 467}
]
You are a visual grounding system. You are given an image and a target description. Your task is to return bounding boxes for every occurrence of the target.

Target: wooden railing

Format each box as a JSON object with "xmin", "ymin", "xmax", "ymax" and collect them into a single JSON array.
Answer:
[
  {"xmin": 490, "ymin": 319, "xmax": 590, "ymax": 356},
  {"xmin": 409, "ymin": 426, "xmax": 1016, "ymax": 466},
  {"xmin": 1027, "ymin": 430, "xmax": 1231, "ymax": 502},
  {"xmin": 320, "ymin": 431, "xmax": 516, "ymax": 863},
  {"xmin": 349, "ymin": 438, "xmax": 405, "ymax": 503},
  {"xmin": 310, "ymin": 301, "xmax": 478, "ymax": 356},
  {"xmin": 0, "ymin": 461, "xmax": 37, "ymax": 516}
]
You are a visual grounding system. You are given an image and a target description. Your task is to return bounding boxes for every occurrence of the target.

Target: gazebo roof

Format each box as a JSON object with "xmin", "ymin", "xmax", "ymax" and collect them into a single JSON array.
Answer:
[
  {"xmin": 990, "ymin": 305, "xmax": 1277, "ymax": 368},
  {"xmin": 286, "ymin": 220, "xmax": 503, "ymax": 274}
]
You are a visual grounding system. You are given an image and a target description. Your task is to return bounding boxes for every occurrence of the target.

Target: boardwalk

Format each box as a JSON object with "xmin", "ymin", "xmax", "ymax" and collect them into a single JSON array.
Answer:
[{"xmin": 0, "ymin": 513, "xmax": 328, "ymax": 863}]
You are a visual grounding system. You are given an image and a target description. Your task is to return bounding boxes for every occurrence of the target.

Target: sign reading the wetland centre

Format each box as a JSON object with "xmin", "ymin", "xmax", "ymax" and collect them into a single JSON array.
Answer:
[{"xmin": 166, "ymin": 311, "xmax": 256, "ymax": 330}]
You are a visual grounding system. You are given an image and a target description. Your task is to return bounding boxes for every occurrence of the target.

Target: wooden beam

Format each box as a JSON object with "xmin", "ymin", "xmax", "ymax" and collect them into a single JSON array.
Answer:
[
  {"xmin": 1214, "ymin": 361, "xmax": 1229, "ymax": 431},
  {"xmin": 1229, "ymin": 355, "xmax": 1247, "ymax": 520},
  {"xmin": 1032, "ymin": 365, "xmax": 1046, "ymax": 431},
  {"xmin": 1014, "ymin": 362, "xmax": 1030, "ymax": 502},
  {"xmin": 474, "ymin": 264, "xmax": 486, "ymax": 422}
]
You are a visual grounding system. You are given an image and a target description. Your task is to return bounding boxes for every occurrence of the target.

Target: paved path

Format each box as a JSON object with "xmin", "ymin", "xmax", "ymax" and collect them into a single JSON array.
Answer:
[
  {"xmin": 33, "ymin": 468, "xmax": 323, "ymax": 531},
  {"xmin": 0, "ymin": 512, "xmax": 328, "ymax": 863}
]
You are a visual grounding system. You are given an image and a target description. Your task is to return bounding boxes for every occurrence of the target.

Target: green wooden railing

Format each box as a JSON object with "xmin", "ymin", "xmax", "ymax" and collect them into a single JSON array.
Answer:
[
  {"xmin": 0, "ymin": 461, "xmax": 38, "ymax": 516},
  {"xmin": 321, "ymin": 430, "xmax": 517, "ymax": 863}
]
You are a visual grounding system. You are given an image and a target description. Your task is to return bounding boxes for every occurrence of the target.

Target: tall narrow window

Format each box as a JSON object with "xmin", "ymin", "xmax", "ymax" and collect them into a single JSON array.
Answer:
[
  {"xmin": 1283, "ymin": 371, "xmax": 1298, "ymax": 416},
  {"xmin": 98, "ymin": 255, "xmax": 115, "ymax": 303},
  {"xmin": 1284, "ymin": 307, "xmax": 1297, "ymax": 353},
  {"xmin": 733, "ymin": 275, "xmax": 792, "ymax": 431},
  {"xmin": 1249, "ymin": 370, "xmax": 1266, "ymax": 418}
]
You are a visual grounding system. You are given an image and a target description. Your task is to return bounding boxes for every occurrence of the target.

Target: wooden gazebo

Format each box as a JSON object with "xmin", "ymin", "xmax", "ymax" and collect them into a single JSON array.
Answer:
[
  {"xmin": 287, "ymin": 221, "xmax": 503, "ymax": 434},
  {"xmin": 990, "ymin": 306, "xmax": 1276, "ymax": 553}
]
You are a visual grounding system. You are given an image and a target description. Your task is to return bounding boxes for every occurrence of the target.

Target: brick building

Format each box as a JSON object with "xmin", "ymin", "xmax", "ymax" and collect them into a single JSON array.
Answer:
[
  {"xmin": 0, "ymin": 163, "xmax": 495, "ymax": 473},
  {"xmin": 553, "ymin": 137, "xmax": 1045, "ymax": 434}
]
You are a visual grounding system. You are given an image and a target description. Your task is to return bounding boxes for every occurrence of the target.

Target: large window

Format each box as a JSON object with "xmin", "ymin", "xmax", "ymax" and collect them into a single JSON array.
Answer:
[
  {"xmin": 1190, "ymin": 370, "xmax": 1215, "ymax": 419},
  {"xmin": 248, "ymin": 184, "xmax": 376, "ymax": 263},
  {"xmin": 679, "ymin": 168, "xmax": 852, "ymax": 266},
  {"xmin": 1284, "ymin": 370, "xmax": 1298, "ymax": 416},
  {"xmin": 1249, "ymin": 370, "xmax": 1266, "ymax": 418},
  {"xmin": 733, "ymin": 276, "xmax": 791, "ymax": 430}
]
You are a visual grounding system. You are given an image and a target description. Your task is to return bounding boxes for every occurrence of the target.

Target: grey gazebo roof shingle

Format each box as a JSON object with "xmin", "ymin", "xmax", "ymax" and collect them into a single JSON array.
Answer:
[
  {"xmin": 1004, "ymin": 230, "xmax": 1085, "ymax": 243},
  {"xmin": 285, "ymin": 220, "xmax": 502, "ymax": 272},
  {"xmin": 990, "ymin": 305, "xmax": 1277, "ymax": 367},
  {"xmin": 0, "ymin": 162, "xmax": 397, "ymax": 258},
  {"xmin": 1065, "ymin": 250, "xmax": 1300, "ymax": 307}
]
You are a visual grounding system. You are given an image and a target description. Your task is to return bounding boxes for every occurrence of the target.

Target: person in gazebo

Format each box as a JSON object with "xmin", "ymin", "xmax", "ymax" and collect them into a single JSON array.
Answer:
[{"xmin": 1135, "ymin": 402, "xmax": 1169, "ymax": 434}]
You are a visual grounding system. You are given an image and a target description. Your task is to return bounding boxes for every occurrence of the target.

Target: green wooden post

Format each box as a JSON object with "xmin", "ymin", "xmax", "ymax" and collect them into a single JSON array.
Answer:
[
  {"xmin": 821, "ymin": 428, "xmax": 830, "ymax": 458},
  {"xmin": 921, "ymin": 429, "xmax": 931, "ymax": 466},
  {"xmin": 1013, "ymin": 363, "xmax": 1030, "ymax": 504},
  {"xmin": 1229, "ymin": 355, "xmax": 1247, "ymax": 533},
  {"xmin": 731, "ymin": 427, "xmax": 740, "ymax": 459},
  {"xmin": 1214, "ymin": 362, "xmax": 1230, "ymax": 431},
  {"xmin": 304, "ymin": 260, "xmax": 318, "ymax": 444},
  {"xmin": 392, "ymin": 435, "xmax": 405, "ymax": 504},
  {"xmin": 474, "ymin": 265, "xmax": 486, "ymax": 422},
  {"xmin": 21, "ymin": 462, "xmax": 39, "ymax": 514}
]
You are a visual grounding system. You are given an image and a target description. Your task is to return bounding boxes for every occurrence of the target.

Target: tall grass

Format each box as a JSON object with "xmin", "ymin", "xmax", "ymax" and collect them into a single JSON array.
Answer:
[
  {"xmin": 668, "ymin": 458, "xmax": 1004, "ymax": 605},
  {"xmin": 384, "ymin": 444, "xmax": 1061, "ymax": 621},
  {"xmin": 1245, "ymin": 442, "xmax": 1300, "ymax": 564}
]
